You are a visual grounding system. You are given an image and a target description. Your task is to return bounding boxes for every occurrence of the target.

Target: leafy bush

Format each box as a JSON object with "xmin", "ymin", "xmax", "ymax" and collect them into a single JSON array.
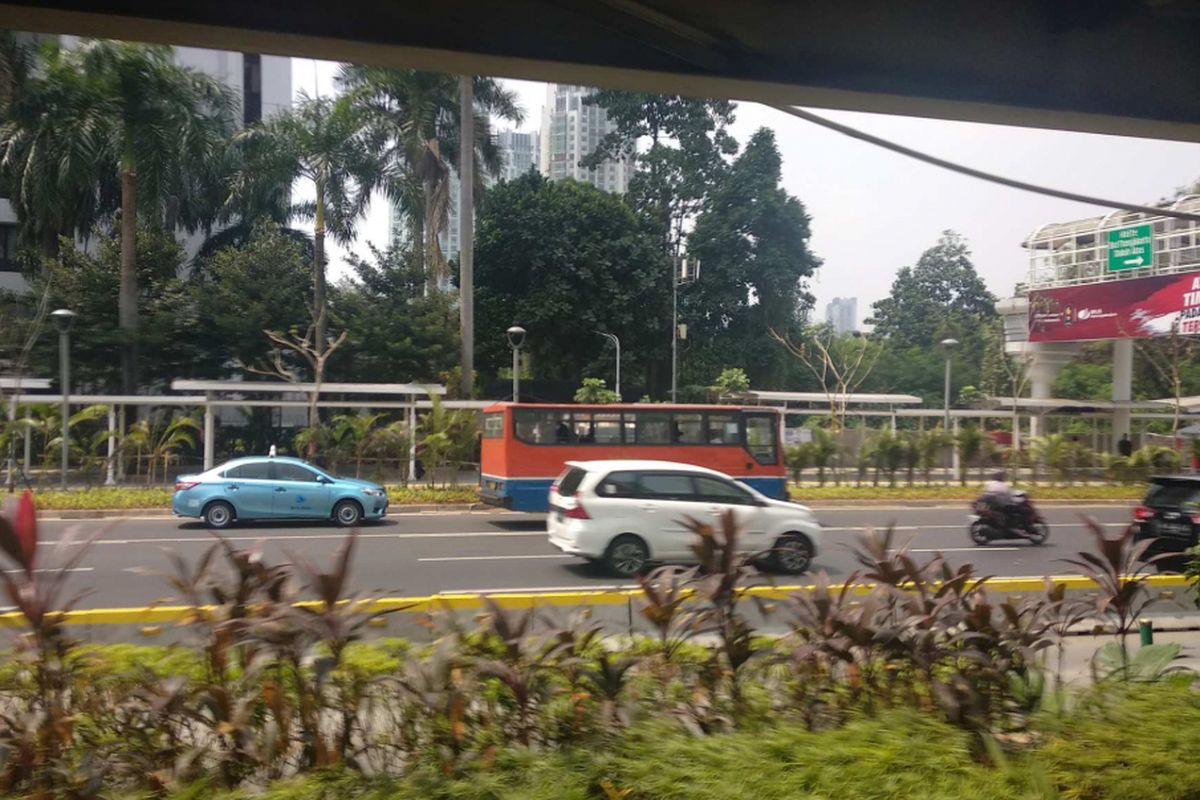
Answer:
[
  {"xmin": 24, "ymin": 485, "xmax": 480, "ymax": 510},
  {"xmin": 790, "ymin": 485, "xmax": 1143, "ymax": 501},
  {"xmin": 0, "ymin": 492, "xmax": 1190, "ymax": 798}
]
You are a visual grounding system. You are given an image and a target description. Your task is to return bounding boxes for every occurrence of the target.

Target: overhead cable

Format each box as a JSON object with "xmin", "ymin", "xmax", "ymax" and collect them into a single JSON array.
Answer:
[{"xmin": 768, "ymin": 103, "xmax": 1200, "ymax": 223}]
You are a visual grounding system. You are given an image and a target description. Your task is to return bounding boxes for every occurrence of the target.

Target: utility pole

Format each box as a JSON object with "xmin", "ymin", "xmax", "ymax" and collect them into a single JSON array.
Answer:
[{"xmin": 458, "ymin": 75, "xmax": 475, "ymax": 399}]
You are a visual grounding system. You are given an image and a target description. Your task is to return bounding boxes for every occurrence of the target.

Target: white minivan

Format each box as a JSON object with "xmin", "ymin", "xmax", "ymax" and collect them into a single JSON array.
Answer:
[{"xmin": 546, "ymin": 459, "xmax": 821, "ymax": 577}]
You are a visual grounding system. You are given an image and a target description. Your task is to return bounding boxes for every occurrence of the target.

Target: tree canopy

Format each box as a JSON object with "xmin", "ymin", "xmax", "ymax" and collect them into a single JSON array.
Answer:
[{"xmin": 475, "ymin": 172, "xmax": 669, "ymax": 388}]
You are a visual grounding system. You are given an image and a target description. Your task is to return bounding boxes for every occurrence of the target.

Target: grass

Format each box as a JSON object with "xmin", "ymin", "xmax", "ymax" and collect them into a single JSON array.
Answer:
[
  {"xmin": 14, "ymin": 484, "xmax": 481, "ymax": 510},
  {"xmin": 790, "ymin": 484, "xmax": 1143, "ymax": 502},
  {"xmin": 126, "ymin": 683, "xmax": 1200, "ymax": 800}
]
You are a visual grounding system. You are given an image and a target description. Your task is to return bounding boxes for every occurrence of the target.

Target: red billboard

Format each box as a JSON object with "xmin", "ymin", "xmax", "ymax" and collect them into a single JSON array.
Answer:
[{"xmin": 1028, "ymin": 271, "xmax": 1200, "ymax": 342}]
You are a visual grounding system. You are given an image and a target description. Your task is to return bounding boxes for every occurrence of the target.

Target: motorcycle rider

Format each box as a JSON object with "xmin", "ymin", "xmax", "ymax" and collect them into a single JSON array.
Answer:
[{"xmin": 982, "ymin": 469, "xmax": 1017, "ymax": 521}]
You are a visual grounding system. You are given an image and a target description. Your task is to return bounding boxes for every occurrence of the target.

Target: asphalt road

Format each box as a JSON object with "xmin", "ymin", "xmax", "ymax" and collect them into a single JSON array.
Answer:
[{"xmin": 19, "ymin": 504, "xmax": 1141, "ymax": 609}]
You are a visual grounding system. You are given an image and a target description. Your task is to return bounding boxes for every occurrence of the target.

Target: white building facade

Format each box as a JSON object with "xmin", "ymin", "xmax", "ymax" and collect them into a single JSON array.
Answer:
[{"xmin": 539, "ymin": 84, "xmax": 632, "ymax": 194}]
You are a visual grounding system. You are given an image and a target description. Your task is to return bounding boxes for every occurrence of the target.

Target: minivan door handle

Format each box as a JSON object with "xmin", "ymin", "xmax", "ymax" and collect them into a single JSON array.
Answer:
[
  {"xmin": 274, "ymin": 487, "xmax": 287, "ymax": 493},
  {"xmin": 640, "ymin": 504, "xmax": 657, "ymax": 512}
]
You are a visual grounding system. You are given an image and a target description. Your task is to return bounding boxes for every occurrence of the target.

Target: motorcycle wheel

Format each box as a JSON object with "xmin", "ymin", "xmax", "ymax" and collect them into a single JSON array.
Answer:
[
  {"xmin": 969, "ymin": 520, "xmax": 991, "ymax": 546},
  {"xmin": 1025, "ymin": 521, "xmax": 1050, "ymax": 545}
]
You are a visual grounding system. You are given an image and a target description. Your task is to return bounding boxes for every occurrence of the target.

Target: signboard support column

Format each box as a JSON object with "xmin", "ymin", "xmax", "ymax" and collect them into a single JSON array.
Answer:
[{"xmin": 1112, "ymin": 338, "xmax": 1133, "ymax": 447}]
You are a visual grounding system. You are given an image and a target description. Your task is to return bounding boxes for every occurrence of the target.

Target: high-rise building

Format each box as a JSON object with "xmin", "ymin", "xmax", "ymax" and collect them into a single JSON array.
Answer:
[
  {"xmin": 825, "ymin": 297, "xmax": 858, "ymax": 334},
  {"xmin": 539, "ymin": 84, "xmax": 631, "ymax": 194},
  {"xmin": 496, "ymin": 129, "xmax": 540, "ymax": 182}
]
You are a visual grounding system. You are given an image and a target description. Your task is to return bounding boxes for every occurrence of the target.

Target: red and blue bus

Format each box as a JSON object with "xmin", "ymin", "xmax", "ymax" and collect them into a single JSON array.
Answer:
[{"xmin": 480, "ymin": 403, "xmax": 786, "ymax": 512}]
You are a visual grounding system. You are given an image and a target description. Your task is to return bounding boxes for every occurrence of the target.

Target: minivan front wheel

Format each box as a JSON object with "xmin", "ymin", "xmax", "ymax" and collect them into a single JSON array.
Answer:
[
  {"xmin": 605, "ymin": 534, "xmax": 649, "ymax": 578},
  {"xmin": 770, "ymin": 533, "xmax": 814, "ymax": 575}
]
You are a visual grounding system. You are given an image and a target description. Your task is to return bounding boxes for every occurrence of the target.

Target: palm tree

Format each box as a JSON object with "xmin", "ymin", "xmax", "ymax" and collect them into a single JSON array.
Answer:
[
  {"xmin": 232, "ymin": 92, "xmax": 380, "ymax": 347},
  {"xmin": 17, "ymin": 41, "xmax": 236, "ymax": 392},
  {"xmin": 335, "ymin": 67, "xmax": 522, "ymax": 285},
  {"xmin": 332, "ymin": 412, "xmax": 384, "ymax": 478},
  {"xmin": 808, "ymin": 427, "xmax": 839, "ymax": 487},
  {"xmin": 917, "ymin": 427, "xmax": 948, "ymax": 485},
  {"xmin": 122, "ymin": 414, "xmax": 201, "ymax": 485},
  {"xmin": 0, "ymin": 40, "xmax": 120, "ymax": 256},
  {"xmin": 417, "ymin": 395, "xmax": 477, "ymax": 487},
  {"xmin": 954, "ymin": 423, "xmax": 985, "ymax": 487}
]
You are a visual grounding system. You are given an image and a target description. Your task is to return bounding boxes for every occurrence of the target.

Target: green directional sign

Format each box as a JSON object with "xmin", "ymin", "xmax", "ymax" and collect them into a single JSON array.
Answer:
[{"xmin": 1107, "ymin": 224, "xmax": 1153, "ymax": 271}]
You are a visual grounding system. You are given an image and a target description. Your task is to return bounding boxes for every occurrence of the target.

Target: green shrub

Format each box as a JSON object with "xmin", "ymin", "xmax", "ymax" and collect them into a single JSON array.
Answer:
[
  {"xmin": 1041, "ymin": 682, "xmax": 1200, "ymax": 800},
  {"xmin": 25, "ymin": 485, "xmax": 479, "ymax": 510},
  {"xmin": 789, "ymin": 484, "xmax": 1142, "ymax": 501}
]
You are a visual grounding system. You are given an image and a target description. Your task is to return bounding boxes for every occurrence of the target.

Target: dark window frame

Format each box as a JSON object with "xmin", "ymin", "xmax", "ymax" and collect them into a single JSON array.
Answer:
[
  {"xmin": 0, "ymin": 223, "xmax": 17, "ymax": 273},
  {"xmin": 482, "ymin": 412, "xmax": 505, "ymax": 439},
  {"xmin": 223, "ymin": 461, "xmax": 272, "ymax": 480},
  {"xmin": 272, "ymin": 462, "xmax": 321, "ymax": 483},
  {"xmin": 511, "ymin": 407, "xmax": 755, "ymax": 450}
]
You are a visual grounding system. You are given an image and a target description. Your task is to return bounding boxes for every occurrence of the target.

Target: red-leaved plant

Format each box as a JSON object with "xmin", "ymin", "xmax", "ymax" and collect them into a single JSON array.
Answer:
[{"xmin": 0, "ymin": 491, "xmax": 101, "ymax": 797}]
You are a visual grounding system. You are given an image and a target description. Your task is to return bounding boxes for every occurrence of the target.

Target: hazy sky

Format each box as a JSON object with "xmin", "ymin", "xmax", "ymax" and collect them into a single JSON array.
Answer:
[{"xmin": 294, "ymin": 61, "xmax": 1200, "ymax": 326}]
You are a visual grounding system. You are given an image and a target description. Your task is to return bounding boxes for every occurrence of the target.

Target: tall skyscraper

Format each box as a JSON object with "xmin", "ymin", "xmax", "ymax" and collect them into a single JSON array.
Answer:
[
  {"xmin": 539, "ymin": 84, "xmax": 632, "ymax": 194},
  {"xmin": 825, "ymin": 297, "xmax": 858, "ymax": 334},
  {"xmin": 496, "ymin": 129, "xmax": 540, "ymax": 182}
]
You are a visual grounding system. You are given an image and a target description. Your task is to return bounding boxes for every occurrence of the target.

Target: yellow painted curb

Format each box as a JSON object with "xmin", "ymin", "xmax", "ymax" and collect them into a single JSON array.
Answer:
[{"xmin": 0, "ymin": 574, "xmax": 1191, "ymax": 627}]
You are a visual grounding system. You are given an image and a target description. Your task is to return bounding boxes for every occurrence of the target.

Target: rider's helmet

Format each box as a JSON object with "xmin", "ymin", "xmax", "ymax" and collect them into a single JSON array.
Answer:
[{"xmin": 990, "ymin": 470, "xmax": 1007, "ymax": 482}]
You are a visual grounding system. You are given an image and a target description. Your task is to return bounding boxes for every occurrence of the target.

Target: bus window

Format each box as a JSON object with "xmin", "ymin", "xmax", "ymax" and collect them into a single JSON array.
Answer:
[
  {"xmin": 707, "ymin": 414, "xmax": 740, "ymax": 445},
  {"xmin": 745, "ymin": 414, "xmax": 779, "ymax": 465},
  {"xmin": 672, "ymin": 413, "xmax": 703, "ymax": 444},
  {"xmin": 632, "ymin": 412, "xmax": 670, "ymax": 444},
  {"xmin": 573, "ymin": 413, "xmax": 620, "ymax": 443},
  {"xmin": 514, "ymin": 409, "xmax": 543, "ymax": 443},
  {"xmin": 483, "ymin": 412, "xmax": 504, "ymax": 438}
]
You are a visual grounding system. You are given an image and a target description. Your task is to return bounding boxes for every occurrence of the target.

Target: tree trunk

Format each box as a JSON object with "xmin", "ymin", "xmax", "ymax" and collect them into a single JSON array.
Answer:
[
  {"xmin": 119, "ymin": 161, "xmax": 139, "ymax": 395},
  {"xmin": 458, "ymin": 75, "xmax": 475, "ymax": 399},
  {"xmin": 424, "ymin": 177, "xmax": 438, "ymax": 293},
  {"xmin": 313, "ymin": 183, "xmax": 327, "ymax": 354}
]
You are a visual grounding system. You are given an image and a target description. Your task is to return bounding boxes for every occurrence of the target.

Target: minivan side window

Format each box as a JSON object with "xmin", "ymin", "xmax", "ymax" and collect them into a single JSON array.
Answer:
[
  {"xmin": 225, "ymin": 462, "xmax": 271, "ymax": 480},
  {"xmin": 637, "ymin": 472, "xmax": 695, "ymax": 500},
  {"xmin": 597, "ymin": 471, "xmax": 639, "ymax": 497},
  {"xmin": 691, "ymin": 476, "xmax": 755, "ymax": 504}
]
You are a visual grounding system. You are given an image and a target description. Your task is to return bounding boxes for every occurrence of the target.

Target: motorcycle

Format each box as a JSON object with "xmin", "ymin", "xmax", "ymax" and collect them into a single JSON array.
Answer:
[{"xmin": 968, "ymin": 490, "xmax": 1050, "ymax": 545}]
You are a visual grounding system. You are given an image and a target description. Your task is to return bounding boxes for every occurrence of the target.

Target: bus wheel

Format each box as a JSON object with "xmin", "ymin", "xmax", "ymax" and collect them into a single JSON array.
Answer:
[{"xmin": 605, "ymin": 534, "xmax": 649, "ymax": 578}]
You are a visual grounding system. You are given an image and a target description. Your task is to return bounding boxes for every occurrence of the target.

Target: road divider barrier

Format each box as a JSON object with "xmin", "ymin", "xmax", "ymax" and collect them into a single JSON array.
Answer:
[{"xmin": 1, "ymin": 574, "xmax": 1192, "ymax": 627}]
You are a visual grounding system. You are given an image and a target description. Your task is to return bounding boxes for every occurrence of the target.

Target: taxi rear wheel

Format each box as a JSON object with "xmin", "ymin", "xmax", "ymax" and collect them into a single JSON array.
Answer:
[{"xmin": 203, "ymin": 501, "xmax": 235, "ymax": 529}]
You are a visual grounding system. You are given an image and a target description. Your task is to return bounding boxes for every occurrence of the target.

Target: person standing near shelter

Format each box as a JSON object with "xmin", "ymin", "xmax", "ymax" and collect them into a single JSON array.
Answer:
[{"xmin": 1118, "ymin": 433, "xmax": 1133, "ymax": 458}]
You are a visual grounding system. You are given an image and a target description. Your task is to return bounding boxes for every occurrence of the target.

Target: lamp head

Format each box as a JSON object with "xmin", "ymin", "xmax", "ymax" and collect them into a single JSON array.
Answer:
[
  {"xmin": 50, "ymin": 309, "xmax": 77, "ymax": 334},
  {"xmin": 940, "ymin": 337, "xmax": 960, "ymax": 352},
  {"xmin": 506, "ymin": 325, "xmax": 526, "ymax": 349}
]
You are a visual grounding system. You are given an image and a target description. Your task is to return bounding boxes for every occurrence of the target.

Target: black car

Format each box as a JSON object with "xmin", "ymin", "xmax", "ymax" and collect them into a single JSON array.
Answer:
[{"xmin": 1132, "ymin": 475, "xmax": 1200, "ymax": 567}]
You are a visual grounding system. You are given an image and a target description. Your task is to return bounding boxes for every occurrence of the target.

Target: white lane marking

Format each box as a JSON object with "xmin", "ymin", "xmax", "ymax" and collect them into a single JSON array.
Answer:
[
  {"xmin": 38, "ymin": 530, "xmax": 548, "ymax": 546},
  {"xmin": 907, "ymin": 547, "xmax": 1024, "ymax": 553},
  {"xmin": 419, "ymin": 554, "xmax": 572, "ymax": 563},
  {"xmin": 3, "ymin": 567, "xmax": 93, "ymax": 574},
  {"xmin": 823, "ymin": 522, "xmax": 1120, "ymax": 532}
]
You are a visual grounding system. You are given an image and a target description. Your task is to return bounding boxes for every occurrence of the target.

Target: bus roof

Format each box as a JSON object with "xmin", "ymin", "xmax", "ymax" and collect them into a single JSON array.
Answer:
[{"xmin": 482, "ymin": 402, "xmax": 779, "ymax": 413}]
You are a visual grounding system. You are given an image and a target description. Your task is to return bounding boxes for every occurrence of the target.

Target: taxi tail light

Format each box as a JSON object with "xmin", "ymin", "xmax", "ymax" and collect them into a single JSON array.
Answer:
[
  {"xmin": 563, "ymin": 493, "xmax": 591, "ymax": 520},
  {"xmin": 174, "ymin": 480, "xmax": 200, "ymax": 492},
  {"xmin": 1133, "ymin": 505, "xmax": 1156, "ymax": 521}
]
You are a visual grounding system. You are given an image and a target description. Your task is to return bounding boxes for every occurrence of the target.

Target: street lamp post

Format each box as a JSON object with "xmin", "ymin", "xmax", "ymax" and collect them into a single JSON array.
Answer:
[
  {"xmin": 940, "ymin": 338, "xmax": 959, "ymax": 431},
  {"xmin": 594, "ymin": 331, "xmax": 621, "ymax": 398},
  {"xmin": 506, "ymin": 326, "xmax": 526, "ymax": 403},
  {"xmin": 51, "ymin": 309, "xmax": 77, "ymax": 490}
]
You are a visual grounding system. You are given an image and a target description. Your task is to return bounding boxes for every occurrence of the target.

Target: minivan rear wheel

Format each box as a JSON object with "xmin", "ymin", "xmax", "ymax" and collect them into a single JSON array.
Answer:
[{"xmin": 605, "ymin": 534, "xmax": 649, "ymax": 578}]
